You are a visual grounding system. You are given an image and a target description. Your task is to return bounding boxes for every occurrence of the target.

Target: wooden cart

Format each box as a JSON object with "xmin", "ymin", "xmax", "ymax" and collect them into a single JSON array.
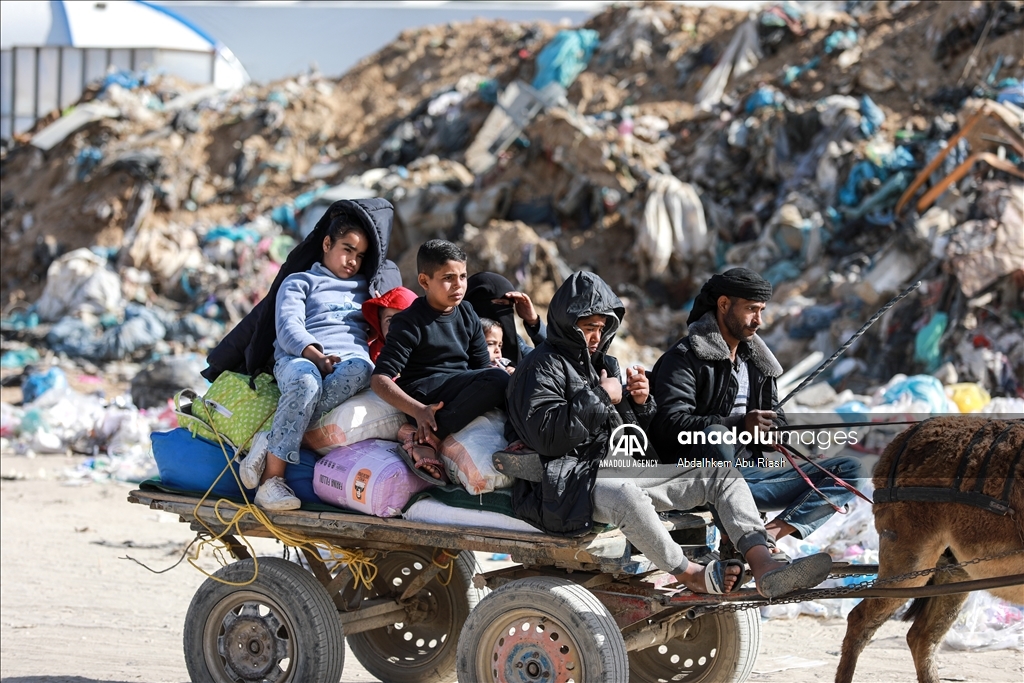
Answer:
[{"xmin": 128, "ymin": 487, "xmax": 778, "ymax": 683}]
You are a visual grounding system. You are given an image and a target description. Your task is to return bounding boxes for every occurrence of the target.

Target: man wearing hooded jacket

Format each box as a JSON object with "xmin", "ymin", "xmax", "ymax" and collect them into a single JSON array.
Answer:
[
  {"xmin": 506, "ymin": 271, "xmax": 832, "ymax": 597},
  {"xmin": 649, "ymin": 268, "xmax": 863, "ymax": 549}
]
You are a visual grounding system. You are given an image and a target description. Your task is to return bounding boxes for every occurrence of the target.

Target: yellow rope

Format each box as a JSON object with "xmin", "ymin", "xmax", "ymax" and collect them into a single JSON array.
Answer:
[
  {"xmin": 432, "ymin": 548, "xmax": 457, "ymax": 587},
  {"xmin": 182, "ymin": 396, "xmax": 378, "ymax": 590}
]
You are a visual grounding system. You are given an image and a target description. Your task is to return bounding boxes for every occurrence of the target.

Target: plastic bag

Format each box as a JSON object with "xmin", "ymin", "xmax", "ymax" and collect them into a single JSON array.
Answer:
[
  {"xmin": 22, "ymin": 367, "xmax": 68, "ymax": 406},
  {"xmin": 947, "ymin": 383, "xmax": 992, "ymax": 414},
  {"xmin": 878, "ymin": 374, "xmax": 957, "ymax": 413},
  {"xmin": 913, "ymin": 312, "xmax": 947, "ymax": 371},
  {"xmin": 944, "ymin": 591, "xmax": 1023, "ymax": 652}
]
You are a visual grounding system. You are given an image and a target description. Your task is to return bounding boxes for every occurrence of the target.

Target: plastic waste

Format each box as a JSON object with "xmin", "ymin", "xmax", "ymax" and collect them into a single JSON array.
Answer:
[
  {"xmin": 0, "ymin": 311, "xmax": 40, "ymax": 332},
  {"xmin": 913, "ymin": 312, "xmax": 948, "ymax": 372},
  {"xmin": 947, "ymin": 383, "xmax": 991, "ymax": 414},
  {"xmin": 30, "ymin": 430, "xmax": 64, "ymax": 454},
  {"xmin": 878, "ymin": 374, "xmax": 957, "ymax": 413},
  {"xmin": 0, "ymin": 348, "xmax": 41, "ymax": 369},
  {"xmin": 22, "ymin": 367, "xmax": 68, "ymax": 405},
  {"xmin": 859, "ymin": 95, "xmax": 885, "ymax": 136},
  {"xmin": 1, "ymin": 403, "xmax": 22, "ymax": 437},
  {"xmin": 824, "ymin": 29, "xmax": 858, "ymax": 53},
  {"xmin": 944, "ymin": 591, "xmax": 1023, "ymax": 652},
  {"xmin": 532, "ymin": 29, "xmax": 600, "ymax": 91},
  {"xmin": 745, "ymin": 86, "xmax": 782, "ymax": 114},
  {"xmin": 76, "ymin": 147, "xmax": 104, "ymax": 181}
]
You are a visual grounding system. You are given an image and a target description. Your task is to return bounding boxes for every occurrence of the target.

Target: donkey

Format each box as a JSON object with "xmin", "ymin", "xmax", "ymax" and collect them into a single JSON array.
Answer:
[{"xmin": 836, "ymin": 417, "xmax": 1024, "ymax": 683}]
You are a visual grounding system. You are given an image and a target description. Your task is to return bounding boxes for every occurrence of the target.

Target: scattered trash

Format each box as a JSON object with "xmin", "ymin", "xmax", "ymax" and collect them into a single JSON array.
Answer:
[{"xmin": 944, "ymin": 591, "xmax": 1024, "ymax": 652}]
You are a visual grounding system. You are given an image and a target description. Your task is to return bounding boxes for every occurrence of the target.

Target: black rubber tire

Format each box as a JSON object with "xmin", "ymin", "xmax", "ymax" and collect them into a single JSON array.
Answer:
[
  {"xmin": 456, "ymin": 576, "xmax": 629, "ymax": 683},
  {"xmin": 628, "ymin": 608, "xmax": 761, "ymax": 683},
  {"xmin": 183, "ymin": 557, "xmax": 345, "ymax": 683},
  {"xmin": 347, "ymin": 550, "xmax": 485, "ymax": 683}
]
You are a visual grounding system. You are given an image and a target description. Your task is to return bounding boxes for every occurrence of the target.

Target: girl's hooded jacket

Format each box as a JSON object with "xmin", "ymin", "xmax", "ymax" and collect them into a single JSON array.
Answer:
[{"xmin": 202, "ymin": 198, "xmax": 401, "ymax": 381}]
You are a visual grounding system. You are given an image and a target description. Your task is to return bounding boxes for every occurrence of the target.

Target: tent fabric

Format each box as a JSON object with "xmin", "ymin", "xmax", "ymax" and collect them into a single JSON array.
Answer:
[{"xmin": 2, "ymin": 1, "xmax": 214, "ymax": 51}]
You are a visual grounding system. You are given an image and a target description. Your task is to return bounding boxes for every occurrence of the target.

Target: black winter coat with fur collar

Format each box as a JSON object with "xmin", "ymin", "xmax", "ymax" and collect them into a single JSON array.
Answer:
[{"xmin": 649, "ymin": 311, "xmax": 786, "ymax": 461}]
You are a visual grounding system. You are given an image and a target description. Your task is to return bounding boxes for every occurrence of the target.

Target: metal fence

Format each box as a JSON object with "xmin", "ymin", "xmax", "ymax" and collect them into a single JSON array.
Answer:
[{"xmin": 1, "ymin": 45, "xmax": 216, "ymax": 140}]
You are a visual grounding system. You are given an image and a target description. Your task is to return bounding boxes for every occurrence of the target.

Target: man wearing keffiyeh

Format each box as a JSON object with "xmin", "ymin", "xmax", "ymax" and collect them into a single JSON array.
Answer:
[{"xmin": 649, "ymin": 268, "xmax": 863, "ymax": 555}]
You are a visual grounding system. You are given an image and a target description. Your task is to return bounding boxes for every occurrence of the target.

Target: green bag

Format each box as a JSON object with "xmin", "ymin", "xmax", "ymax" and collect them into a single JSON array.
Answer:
[{"xmin": 174, "ymin": 372, "xmax": 281, "ymax": 451}]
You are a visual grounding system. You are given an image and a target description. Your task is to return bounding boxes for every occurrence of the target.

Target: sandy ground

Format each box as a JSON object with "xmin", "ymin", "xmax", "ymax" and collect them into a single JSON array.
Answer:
[{"xmin": 1, "ymin": 453, "xmax": 1022, "ymax": 683}]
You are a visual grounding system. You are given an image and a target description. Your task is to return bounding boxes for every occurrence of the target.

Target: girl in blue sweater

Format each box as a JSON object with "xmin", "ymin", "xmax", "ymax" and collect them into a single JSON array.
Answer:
[{"xmin": 240, "ymin": 218, "xmax": 374, "ymax": 510}]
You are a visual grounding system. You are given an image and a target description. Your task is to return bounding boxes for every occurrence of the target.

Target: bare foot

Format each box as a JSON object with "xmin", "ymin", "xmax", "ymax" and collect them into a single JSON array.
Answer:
[
  {"xmin": 398, "ymin": 424, "xmax": 447, "ymax": 481},
  {"xmin": 746, "ymin": 545, "xmax": 789, "ymax": 583}
]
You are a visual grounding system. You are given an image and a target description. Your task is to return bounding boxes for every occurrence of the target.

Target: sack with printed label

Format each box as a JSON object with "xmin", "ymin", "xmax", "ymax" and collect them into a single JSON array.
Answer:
[
  {"xmin": 303, "ymin": 389, "xmax": 407, "ymax": 454},
  {"xmin": 175, "ymin": 371, "xmax": 280, "ymax": 450},
  {"xmin": 313, "ymin": 439, "xmax": 432, "ymax": 517},
  {"xmin": 439, "ymin": 410, "xmax": 514, "ymax": 495}
]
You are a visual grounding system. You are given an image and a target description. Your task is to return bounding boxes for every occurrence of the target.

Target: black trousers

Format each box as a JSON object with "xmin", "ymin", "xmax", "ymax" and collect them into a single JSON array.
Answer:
[{"xmin": 413, "ymin": 368, "xmax": 510, "ymax": 440}]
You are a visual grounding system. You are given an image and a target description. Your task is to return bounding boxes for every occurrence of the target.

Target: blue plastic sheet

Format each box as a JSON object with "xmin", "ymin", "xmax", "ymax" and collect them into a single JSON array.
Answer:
[
  {"xmin": 22, "ymin": 367, "xmax": 67, "ymax": 404},
  {"xmin": 881, "ymin": 375, "xmax": 952, "ymax": 413},
  {"xmin": 996, "ymin": 79, "xmax": 1024, "ymax": 108},
  {"xmin": 859, "ymin": 95, "xmax": 885, "ymax": 136},
  {"xmin": 745, "ymin": 86, "xmax": 783, "ymax": 114},
  {"xmin": 913, "ymin": 312, "xmax": 948, "ymax": 372},
  {"xmin": 204, "ymin": 225, "xmax": 260, "ymax": 243},
  {"xmin": 532, "ymin": 29, "xmax": 600, "ymax": 91},
  {"xmin": 824, "ymin": 29, "xmax": 858, "ymax": 53},
  {"xmin": 838, "ymin": 161, "xmax": 879, "ymax": 206},
  {"xmin": 838, "ymin": 145, "xmax": 916, "ymax": 206}
]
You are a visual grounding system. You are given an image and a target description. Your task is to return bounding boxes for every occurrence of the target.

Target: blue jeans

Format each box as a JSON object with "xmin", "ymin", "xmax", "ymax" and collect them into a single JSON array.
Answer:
[
  {"xmin": 268, "ymin": 356, "xmax": 373, "ymax": 464},
  {"xmin": 692, "ymin": 425, "xmax": 865, "ymax": 539}
]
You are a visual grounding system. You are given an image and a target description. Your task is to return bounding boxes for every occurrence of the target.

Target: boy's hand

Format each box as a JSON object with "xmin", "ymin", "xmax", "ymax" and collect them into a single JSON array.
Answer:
[
  {"xmin": 413, "ymin": 402, "xmax": 444, "ymax": 447},
  {"xmin": 496, "ymin": 291, "xmax": 540, "ymax": 327},
  {"xmin": 599, "ymin": 369, "xmax": 622, "ymax": 404},
  {"xmin": 626, "ymin": 366, "xmax": 649, "ymax": 404}
]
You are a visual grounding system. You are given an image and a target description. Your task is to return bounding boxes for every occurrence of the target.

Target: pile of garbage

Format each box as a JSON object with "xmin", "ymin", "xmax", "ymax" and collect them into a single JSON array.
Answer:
[
  {"xmin": 1, "ymin": 1, "xmax": 1022, "ymax": 456},
  {"xmin": 0, "ymin": 362, "xmax": 186, "ymax": 482}
]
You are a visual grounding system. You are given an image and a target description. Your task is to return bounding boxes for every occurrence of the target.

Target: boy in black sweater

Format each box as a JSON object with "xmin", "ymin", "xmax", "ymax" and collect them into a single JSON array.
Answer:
[{"xmin": 371, "ymin": 240, "xmax": 510, "ymax": 478}]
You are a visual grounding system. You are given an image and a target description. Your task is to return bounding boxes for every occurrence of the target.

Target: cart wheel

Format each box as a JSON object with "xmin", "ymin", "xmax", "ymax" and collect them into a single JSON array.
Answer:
[
  {"xmin": 456, "ymin": 576, "xmax": 629, "ymax": 683},
  {"xmin": 346, "ymin": 550, "xmax": 485, "ymax": 683},
  {"xmin": 183, "ymin": 557, "xmax": 345, "ymax": 683},
  {"xmin": 628, "ymin": 608, "xmax": 761, "ymax": 683}
]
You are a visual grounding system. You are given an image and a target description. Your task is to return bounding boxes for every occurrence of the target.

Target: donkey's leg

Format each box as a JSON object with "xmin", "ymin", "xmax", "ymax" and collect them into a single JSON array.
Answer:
[
  {"xmin": 835, "ymin": 506, "xmax": 948, "ymax": 683},
  {"xmin": 906, "ymin": 558, "xmax": 969, "ymax": 683}
]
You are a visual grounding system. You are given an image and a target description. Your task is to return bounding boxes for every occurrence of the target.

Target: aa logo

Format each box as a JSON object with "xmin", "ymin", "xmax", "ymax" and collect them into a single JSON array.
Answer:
[{"xmin": 608, "ymin": 424, "xmax": 648, "ymax": 458}]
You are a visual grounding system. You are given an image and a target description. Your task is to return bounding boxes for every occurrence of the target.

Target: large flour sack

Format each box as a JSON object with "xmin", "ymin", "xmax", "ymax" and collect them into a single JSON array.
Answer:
[{"xmin": 313, "ymin": 439, "xmax": 431, "ymax": 517}]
